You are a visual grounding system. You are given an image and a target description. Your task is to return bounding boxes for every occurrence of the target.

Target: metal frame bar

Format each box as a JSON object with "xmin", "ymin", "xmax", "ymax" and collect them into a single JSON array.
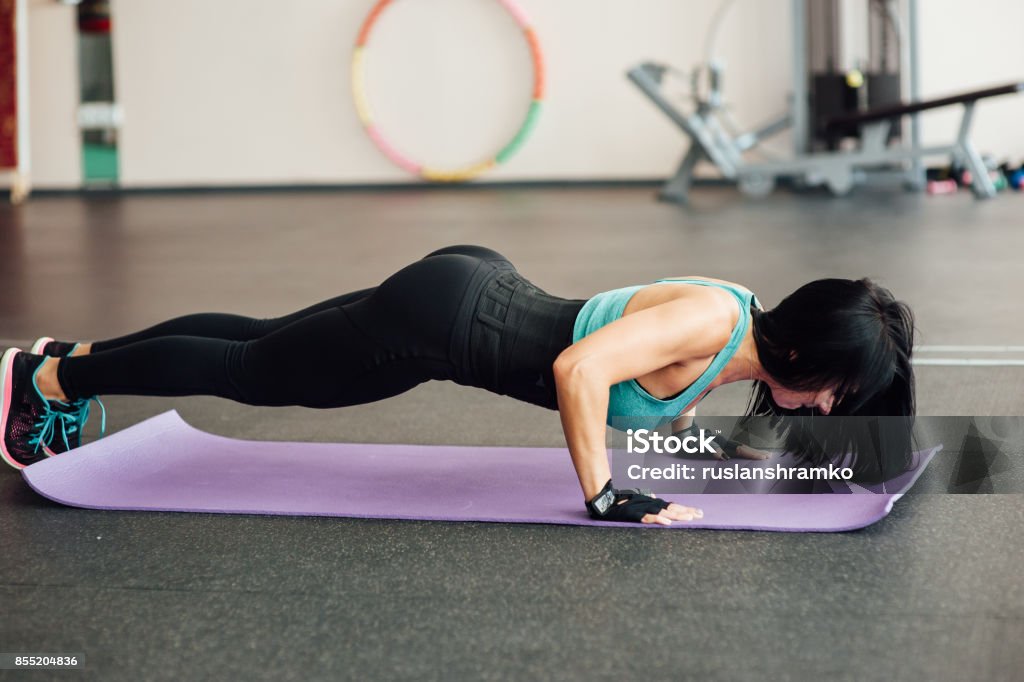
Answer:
[
  {"xmin": 791, "ymin": 0, "xmax": 809, "ymax": 156},
  {"xmin": 628, "ymin": 62, "xmax": 794, "ymax": 203},
  {"xmin": 738, "ymin": 101, "xmax": 995, "ymax": 196},
  {"xmin": 907, "ymin": 0, "xmax": 924, "ymax": 189}
]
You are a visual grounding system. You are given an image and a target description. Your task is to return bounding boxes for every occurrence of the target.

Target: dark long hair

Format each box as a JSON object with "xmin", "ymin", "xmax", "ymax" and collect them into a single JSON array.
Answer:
[{"xmin": 742, "ymin": 278, "xmax": 917, "ymax": 482}]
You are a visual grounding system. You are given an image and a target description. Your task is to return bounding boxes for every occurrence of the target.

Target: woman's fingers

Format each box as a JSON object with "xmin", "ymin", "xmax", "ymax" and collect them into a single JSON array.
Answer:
[
  {"xmin": 666, "ymin": 502, "xmax": 703, "ymax": 517},
  {"xmin": 640, "ymin": 503, "xmax": 704, "ymax": 525}
]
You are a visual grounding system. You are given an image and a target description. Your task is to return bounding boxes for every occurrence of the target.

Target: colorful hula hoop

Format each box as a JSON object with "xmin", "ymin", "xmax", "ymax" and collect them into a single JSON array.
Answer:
[{"xmin": 352, "ymin": 0, "xmax": 544, "ymax": 182}]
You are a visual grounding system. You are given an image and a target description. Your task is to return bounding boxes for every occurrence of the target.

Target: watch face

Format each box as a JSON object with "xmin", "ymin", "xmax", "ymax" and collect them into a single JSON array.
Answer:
[{"xmin": 594, "ymin": 490, "xmax": 614, "ymax": 515}]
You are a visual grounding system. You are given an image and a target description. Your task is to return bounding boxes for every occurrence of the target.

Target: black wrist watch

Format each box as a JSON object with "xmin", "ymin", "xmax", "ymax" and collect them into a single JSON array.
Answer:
[{"xmin": 586, "ymin": 479, "xmax": 616, "ymax": 518}]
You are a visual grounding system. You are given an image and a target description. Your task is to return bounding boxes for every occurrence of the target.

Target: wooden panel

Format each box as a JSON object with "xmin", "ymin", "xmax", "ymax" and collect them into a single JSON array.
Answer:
[{"xmin": 0, "ymin": 0, "xmax": 17, "ymax": 169}]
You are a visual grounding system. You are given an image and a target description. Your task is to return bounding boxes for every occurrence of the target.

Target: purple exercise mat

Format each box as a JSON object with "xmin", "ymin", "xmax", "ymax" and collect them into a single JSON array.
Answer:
[{"xmin": 22, "ymin": 411, "xmax": 940, "ymax": 532}]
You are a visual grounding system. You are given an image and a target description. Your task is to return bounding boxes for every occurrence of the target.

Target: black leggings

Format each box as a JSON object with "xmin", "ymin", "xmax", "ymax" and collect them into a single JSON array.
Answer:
[{"xmin": 56, "ymin": 245, "xmax": 586, "ymax": 411}]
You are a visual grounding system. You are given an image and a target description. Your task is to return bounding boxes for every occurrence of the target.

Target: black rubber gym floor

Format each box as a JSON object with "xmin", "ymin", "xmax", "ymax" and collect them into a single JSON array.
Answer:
[{"xmin": 1, "ymin": 186, "xmax": 1022, "ymax": 680}]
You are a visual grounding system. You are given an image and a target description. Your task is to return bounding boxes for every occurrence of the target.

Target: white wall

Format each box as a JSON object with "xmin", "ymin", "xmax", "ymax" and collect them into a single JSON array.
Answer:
[
  {"xmin": 917, "ymin": 0, "xmax": 1024, "ymax": 163},
  {"xmin": 108, "ymin": 0, "xmax": 792, "ymax": 186},
  {"xmin": 27, "ymin": 0, "xmax": 80, "ymax": 188},
  {"xmin": 24, "ymin": 0, "xmax": 1024, "ymax": 188}
]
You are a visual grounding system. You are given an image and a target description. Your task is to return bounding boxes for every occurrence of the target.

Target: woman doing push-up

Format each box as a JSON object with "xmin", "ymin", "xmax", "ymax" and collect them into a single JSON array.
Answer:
[{"xmin": 0, "ymin": 244, "xmax": 915, "ymax": 525}]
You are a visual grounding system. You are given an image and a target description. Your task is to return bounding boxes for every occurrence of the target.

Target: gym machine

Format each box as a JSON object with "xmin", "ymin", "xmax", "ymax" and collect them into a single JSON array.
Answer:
[{"xmin": 629, "ymin": 0, "xmax": 1023, "ymax": 202}]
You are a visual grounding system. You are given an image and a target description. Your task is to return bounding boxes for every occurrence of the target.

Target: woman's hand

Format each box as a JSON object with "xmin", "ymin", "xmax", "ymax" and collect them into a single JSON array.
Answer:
[{"xmin": 587, "ymin": 480, "xmax": 704, "ymax": 526}]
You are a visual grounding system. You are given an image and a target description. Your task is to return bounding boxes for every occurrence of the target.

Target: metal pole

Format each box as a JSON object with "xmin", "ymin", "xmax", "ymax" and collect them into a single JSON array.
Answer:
[
  {"xmin": 907, "ymin": 0, "xmax": 924, "ymax": 188},
  {"xmin": 791, "ymin": 0, "xmax": 808, "ymax": 157}
]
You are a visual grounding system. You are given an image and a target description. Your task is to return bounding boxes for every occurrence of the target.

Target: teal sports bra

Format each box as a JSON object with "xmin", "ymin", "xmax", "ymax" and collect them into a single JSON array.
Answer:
[{"xmin": 570, "ymin": 278, "xmax": 763, "ymax": 431}]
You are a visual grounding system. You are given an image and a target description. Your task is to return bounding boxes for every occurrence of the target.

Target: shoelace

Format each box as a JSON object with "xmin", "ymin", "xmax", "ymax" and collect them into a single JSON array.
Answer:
[
  {"xmin": 28, "ymin": 398, "xmax": 78, "ymax": 453},
  {"xmin": 28, "ymin": 395, "xmax": 107, "ymax": 454},
  {"xmin": 71, "ymin": 395, "xmax": 107, "ymax": 441}
]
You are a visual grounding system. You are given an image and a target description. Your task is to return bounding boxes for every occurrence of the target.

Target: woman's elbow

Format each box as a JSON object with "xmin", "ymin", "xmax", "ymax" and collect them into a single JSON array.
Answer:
[
  {"xmin": 552, "ymin": 353, "xmax": 576, "ymax": 383},
  {"xmin": 552, "ymin": 352, "xmax": 602, "ymax": 389}
]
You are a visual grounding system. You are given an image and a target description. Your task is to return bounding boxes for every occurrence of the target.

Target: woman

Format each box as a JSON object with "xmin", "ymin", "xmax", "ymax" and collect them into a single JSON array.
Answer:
[{"xmin": 0, "ymin": 244, "xmax": 916, "ymax": 525}]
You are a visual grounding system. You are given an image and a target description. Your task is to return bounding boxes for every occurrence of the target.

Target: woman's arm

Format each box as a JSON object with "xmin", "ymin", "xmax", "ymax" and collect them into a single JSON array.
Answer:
[
  {"xmin": 552, "ymin": 290, "xmax": 732, "ymax": 520},
  {"xmin": 669, "ymin": 408, "xmax": 697, "ymax": 435}
]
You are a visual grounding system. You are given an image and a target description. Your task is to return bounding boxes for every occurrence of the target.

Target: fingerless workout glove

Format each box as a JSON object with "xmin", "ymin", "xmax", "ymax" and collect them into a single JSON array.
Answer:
[{"xmin": 585, "ymin": 479, "xmax": 670, "ymax": 523}]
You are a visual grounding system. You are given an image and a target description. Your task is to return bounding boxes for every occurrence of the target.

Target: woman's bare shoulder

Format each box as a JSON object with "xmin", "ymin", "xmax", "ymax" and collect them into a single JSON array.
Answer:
[
  {"xmin": 662, "ymin": 275, "xmax": 754, "ymax": 295},
  {"xmin": 620, "ymin": 283, "xmax": 736, "ymax": 357},
  {"xmin": 627, "ymin": 277, "xmax": 741, "ymax": 319}
]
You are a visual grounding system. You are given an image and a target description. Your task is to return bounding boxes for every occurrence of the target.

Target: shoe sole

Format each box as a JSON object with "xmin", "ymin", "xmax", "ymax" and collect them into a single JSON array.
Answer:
[
  {"xmin": 0, "ymin": 348, "xmax": 27, "ymax": 470},
  {"xmin": 30, "ymin": 337, "xmax": 54, "ymax": 355},
  {"xmin": 0, "ymin": 348, "xmax": 61, "ymax": 468}
]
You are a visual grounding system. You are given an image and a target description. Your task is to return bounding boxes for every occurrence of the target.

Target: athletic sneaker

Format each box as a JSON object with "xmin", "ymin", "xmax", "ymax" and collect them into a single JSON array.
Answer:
[
  {"xmin": 0, "ymin": 348, "xmax": 106, "ymax": 468},
  {"xmin": 26, "ymin": 341, "xmax": 107, "ymax": 454},
  {"xmin": 30, "ymin": 337, "xmax": 81, "ymax": 358}
]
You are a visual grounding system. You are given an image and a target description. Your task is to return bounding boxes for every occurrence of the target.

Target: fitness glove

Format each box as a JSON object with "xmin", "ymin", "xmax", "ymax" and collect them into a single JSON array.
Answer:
[{"xmin": 585, "ymin": 479, "xmax": 670, "ymax": 523}]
